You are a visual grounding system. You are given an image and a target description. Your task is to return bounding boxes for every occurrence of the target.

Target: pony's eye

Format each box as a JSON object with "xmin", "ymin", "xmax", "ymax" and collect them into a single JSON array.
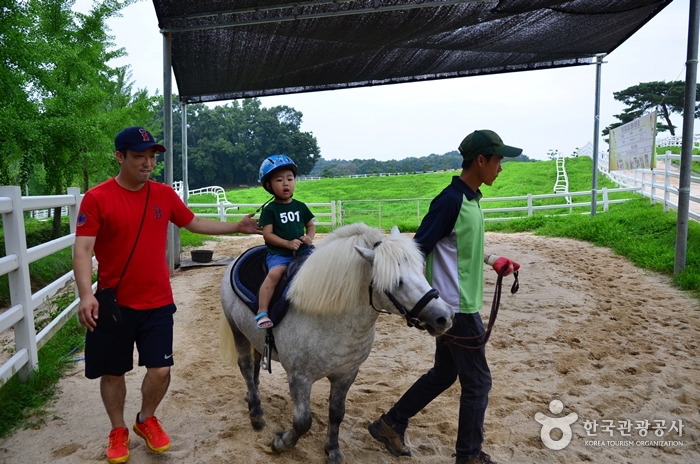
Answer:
[{"xmin": 398, "ymin": 279, "xmax": 404, "ymax": 287}]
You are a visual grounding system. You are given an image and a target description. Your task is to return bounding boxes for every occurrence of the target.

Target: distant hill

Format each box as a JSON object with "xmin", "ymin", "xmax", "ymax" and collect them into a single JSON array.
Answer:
[{"xmin": 309, "ymin": 150, "xmax": 533, "ymax": 177}]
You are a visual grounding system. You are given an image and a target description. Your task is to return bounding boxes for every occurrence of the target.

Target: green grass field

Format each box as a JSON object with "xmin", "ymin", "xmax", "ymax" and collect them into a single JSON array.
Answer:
[{"xmin": 186, "ymin": 157, "xmax": 632, "ymax": 233}]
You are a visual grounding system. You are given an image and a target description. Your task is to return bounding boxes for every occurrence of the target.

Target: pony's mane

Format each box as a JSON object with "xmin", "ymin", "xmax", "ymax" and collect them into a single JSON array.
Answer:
[
  {"xmin": 368, "ymin": 232, "xmax": 425, "ymax": 293},
  {"xmin": 288, "ymin": 223, "xmax": 422, "ymax": 315}
]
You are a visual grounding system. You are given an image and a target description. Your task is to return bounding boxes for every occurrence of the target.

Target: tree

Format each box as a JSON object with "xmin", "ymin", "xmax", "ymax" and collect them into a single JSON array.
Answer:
[
  {"xmin": 151, "ymin": 97, "xmax": 321, "ymax": 188},
  {"xmin": 603, "ymin": 81, "xmax": 700, "ymax": 138},
  {"xmin": 0, "ymin": 1, "xmax": 41, "ymax": 186},
  {"xmin": 18, "ymin": 0, "xmax": 152, "ymax": 237}
]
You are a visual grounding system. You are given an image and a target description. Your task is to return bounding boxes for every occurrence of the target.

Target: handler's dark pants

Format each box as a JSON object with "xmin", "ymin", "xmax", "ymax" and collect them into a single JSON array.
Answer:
[{"xmin": 385, "ymin": 312, "xmax": 492, "ymax": 462}]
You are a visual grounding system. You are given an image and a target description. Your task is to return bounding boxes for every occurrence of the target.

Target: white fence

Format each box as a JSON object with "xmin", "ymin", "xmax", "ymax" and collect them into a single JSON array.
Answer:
[
  {"xmin": 656, "ymin": 135, "xmax": 700, "ymax": 148},
  {"xmin": 338, "ymin": 187, "xmax": 640, "ymax": 229},
  {"xmin": 600, "ymin": 153, "xmax": 700, "ymax": 222},
  {"xmin": 186, "ymin": 200, "xmax": 337, "ymax": 228},
  {"xmin": 0, "ymin": 186, "xmax": 90, "ymax": 387}
]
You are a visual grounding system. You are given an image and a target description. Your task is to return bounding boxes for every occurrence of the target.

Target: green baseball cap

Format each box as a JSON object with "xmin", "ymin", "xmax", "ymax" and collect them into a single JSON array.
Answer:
[{"xmin": 458, "ymin": 130, "xmax": 522, "ymax": 160}]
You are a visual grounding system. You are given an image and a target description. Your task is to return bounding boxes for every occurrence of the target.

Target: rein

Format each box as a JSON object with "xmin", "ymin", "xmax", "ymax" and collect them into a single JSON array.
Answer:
[{"xmin": 441, "ymin": 268, "xmax": 519, "ymax": 350}]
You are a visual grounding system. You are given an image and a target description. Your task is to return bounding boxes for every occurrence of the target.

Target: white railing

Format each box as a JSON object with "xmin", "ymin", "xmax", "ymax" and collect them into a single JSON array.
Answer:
[
  {"xmin": 599, "ymin": 153, "xmax": 700, "ymax": 222},
  {"xmin": 0, "ymin": 186, "xmax": 93, "ymax": 388},
  {"xmin": 186, "ymin": 200, "xmax": 337, "ymax": 228},
  {"xmin": 32, "ymin": 206, "xmax": 69, "ymax": 221},
  {"xmin": 656, "ymin": 135, "xmax": 700, "ymax": 148},
  {"xmin": 338, "ymin": 188, "xmax": 640, "ymax": 228},
  {"xmin": 553, "ymin": 156, "xmax": 571, "ymax": 206}
]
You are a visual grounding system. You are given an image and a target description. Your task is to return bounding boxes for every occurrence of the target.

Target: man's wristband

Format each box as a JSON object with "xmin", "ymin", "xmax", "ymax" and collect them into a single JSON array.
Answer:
[{"xmin": 485, "ymin": 254, "xmax": 498, "ymax": 266}]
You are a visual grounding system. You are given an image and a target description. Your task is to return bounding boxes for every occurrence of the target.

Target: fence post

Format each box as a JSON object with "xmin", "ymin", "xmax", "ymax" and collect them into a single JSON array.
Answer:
[
  {"xmin": 664, "ymin": 152, "xmax": 671, "ymax": 212},
  {"xmin": 0, "ymin": 186, "xmax": 38, "ymax": 380},
  {"xmin": 338, "ymin": 201, "xmax": 343, "ymax": 227},
  {"xmin": 651, "ymin": 169, "xmax": 657, "ymax": 205},
  {"xmin": 417, "ymin": 199, "xmax": 420, "ymax": 229},
  {"xmin": 68, "ymin": 187, "xmax": 82, "ymax": 299},
  {"xmin": 527, "ymin": 194, "xmax": 533, "ymax": 217},
  {"xmin": 602, "ymin": 187, "xmax": 609, "ymax": 212},
  {"xmin": 331, "ymin": 201, "xmax": 337, "ymax": 229}
]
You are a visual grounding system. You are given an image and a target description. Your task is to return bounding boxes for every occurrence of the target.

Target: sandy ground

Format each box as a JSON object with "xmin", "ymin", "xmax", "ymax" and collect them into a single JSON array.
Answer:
[{"xmin": 1, "ymin": 231, "xmax": 699, "ymax": 464}]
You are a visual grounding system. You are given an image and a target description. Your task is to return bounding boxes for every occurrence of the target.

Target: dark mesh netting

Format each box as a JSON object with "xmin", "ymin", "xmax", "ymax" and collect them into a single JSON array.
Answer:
[{"xmin": 151, "ymin": 0, "xmax": 673, "ymax": 103}]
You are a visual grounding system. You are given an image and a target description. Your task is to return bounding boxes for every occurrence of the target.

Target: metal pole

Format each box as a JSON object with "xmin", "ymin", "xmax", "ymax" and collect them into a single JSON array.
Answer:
[
  {"xmin": 181, "ymin": 102, "xmax": 189, "ymax": 207},
  {"xmin": 674, "ymin": 0, "xmax": 700, "ymax": 275},
  {"xmin": 591, "ymin": 54, "xmax": 604, "ymax": 216},
  {"xmin": 163, "ymin": 26, "xmax": 176, "ymax": 273}
]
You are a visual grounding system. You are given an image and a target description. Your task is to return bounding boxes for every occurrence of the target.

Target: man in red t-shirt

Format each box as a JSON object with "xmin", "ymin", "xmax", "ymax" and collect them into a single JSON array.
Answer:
[{"xmin": 73, "ymin": 126, "xmax": 258, "ymax": 464}]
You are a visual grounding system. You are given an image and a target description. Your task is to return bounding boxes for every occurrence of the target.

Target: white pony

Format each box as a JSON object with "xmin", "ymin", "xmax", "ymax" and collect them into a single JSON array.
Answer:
[{"xmin": 220, "ymin": 223, "xmax": 453, "ymax": 463}]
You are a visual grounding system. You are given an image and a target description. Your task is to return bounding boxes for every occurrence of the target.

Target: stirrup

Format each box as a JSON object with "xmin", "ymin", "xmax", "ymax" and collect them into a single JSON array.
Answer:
[{"xmin": 260, "ymin": 330, "xmax": 273, "ymax": 373}]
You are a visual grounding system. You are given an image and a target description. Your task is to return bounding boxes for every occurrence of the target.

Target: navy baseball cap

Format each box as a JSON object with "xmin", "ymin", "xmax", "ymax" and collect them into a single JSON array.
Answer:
[{"xmin": 115, "ymin": 127, "xmax": 166, "ymax": 153}]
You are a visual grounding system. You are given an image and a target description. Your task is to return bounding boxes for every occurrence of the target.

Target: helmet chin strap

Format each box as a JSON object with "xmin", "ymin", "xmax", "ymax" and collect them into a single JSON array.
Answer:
[
  {"xmin": 256, "ymin": 193, "xmax": 294, "ymax": 213},
  {"xmin": 256, "ymin": 196, "xmax": 275, "ymax": 213}
]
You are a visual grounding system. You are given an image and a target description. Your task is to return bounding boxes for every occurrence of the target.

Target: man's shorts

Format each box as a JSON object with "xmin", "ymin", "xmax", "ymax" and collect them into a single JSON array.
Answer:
[{"xmin": 84, "ymin": 303, "xmax": 177, "ymax": 379}]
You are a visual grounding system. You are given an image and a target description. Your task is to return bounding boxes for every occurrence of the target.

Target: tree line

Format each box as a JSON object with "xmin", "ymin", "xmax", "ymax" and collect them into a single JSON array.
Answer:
[{"xmin": 310, "ymin": 152, "xmax": 533, "ymax": 177}]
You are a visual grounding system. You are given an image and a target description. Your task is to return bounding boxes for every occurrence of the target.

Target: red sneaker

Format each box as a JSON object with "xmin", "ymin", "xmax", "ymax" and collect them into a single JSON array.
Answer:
[
  {"xmin": 106, "ymin": 427, "xmax": 130, "ymax": 464},
  {"xmin": 133, "ymin": 415, "xmax": 171, "ymax": 453}
]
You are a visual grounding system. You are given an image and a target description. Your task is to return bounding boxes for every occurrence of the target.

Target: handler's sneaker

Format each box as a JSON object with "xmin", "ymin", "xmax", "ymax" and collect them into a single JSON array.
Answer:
[
  {"xmin": 368, "ymin": 414, "xmax": 412, "ymax": 457},
  {"xmin": 456, "ymin": 451, "xmax": 499, "ymax": 464},
  {"xmin": 106, "ymin": 427, "xmax": 130, "ymax": 464},
  {"xmin": 133, "ymin": 415, "xmax": 171, "ymax": 454}
]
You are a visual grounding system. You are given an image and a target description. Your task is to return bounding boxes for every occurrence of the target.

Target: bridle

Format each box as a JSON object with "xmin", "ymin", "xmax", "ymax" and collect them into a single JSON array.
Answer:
[
  {"xmin": 367, "ymin": 241, "xmax": 439, "ymax": 330},
  {"xmin": 369, "ymin": 284, "xmax": 439, "ymax": 329},
  {"xmin": 441, "ymin": 267, "xmax": 519, "ymax": 350}
]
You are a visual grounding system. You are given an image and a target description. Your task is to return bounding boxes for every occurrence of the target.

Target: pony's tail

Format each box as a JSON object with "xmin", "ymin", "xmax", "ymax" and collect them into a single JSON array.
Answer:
[{"xmin": 219, "ymin": 312, "xmax": 239, "ymax": 365}]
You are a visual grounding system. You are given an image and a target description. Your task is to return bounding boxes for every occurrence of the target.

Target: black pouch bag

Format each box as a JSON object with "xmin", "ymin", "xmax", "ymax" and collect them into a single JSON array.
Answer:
[{"xmin": 94, "ymin": 288, "xmax": 122, "ymax": 331}]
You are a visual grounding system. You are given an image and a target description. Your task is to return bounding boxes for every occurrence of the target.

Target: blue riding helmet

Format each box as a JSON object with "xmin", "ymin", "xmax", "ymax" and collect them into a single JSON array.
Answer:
[{"xmin": 258, "ymin": 154, "xmax": 298, "ymax": 194}]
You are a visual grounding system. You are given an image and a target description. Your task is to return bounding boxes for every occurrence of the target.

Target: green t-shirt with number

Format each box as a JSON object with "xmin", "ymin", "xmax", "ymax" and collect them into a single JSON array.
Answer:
[{"xmin": 259, "ymin": 199, "xmax": 315, "ymax": 256}]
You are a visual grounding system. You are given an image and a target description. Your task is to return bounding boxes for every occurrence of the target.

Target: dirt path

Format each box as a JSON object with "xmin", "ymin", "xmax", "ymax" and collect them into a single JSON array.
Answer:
[{"xmin": 1, "ymin": 232, "xmax": 699, "ymax": 463}]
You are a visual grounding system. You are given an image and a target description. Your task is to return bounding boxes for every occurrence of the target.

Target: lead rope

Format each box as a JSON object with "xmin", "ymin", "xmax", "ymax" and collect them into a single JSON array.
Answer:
[{"xmin": 442, "ymin": 269, "xmax": 519, "ymax": 350}]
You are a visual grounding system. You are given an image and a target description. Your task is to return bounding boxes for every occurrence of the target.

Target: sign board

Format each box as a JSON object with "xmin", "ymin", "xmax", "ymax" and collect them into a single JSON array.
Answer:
[{"xmin": 608, "ymin": 111, "xmax": 657, "ymax": 171}]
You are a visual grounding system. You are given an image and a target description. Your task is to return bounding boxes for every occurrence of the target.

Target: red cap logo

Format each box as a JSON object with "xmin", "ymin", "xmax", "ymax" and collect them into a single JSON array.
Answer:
[{"xmin": 139, "ymin": 129, "xmax": 151, "ymax": 142}]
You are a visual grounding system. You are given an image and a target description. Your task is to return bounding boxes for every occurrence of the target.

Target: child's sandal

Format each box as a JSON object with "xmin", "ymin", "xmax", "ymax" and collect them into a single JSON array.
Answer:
[{"xmin": 255, "ymin": 312, "xmax": 274, "ymax": 329}]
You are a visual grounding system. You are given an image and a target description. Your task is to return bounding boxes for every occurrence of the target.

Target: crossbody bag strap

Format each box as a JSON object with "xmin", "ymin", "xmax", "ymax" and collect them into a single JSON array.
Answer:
[{"xmin": 107, "ymin": 182, "xmax": 151, "ymax": 293}]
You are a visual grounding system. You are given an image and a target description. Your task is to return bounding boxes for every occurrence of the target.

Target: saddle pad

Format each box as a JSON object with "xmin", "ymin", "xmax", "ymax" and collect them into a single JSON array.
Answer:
[{"xmin": 230, "ymin": 246, "xmax": 311, "ymax": 326}]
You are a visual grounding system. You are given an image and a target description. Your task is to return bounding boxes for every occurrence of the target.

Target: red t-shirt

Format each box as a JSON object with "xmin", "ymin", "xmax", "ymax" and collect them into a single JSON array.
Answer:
[{"xmin": 76, "ymin": 178, "xmax": 195, "ymax": 309}]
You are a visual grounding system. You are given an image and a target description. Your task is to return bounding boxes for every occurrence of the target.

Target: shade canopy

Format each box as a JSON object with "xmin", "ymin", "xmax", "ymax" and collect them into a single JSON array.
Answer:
[{"xmin": 152, "ymin": 0, "xmax": 673, "ymax": 104}]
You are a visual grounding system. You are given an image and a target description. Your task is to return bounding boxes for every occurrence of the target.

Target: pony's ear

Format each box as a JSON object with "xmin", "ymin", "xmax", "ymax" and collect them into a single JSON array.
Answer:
[
  {"xmin": 390, "ymin": 226, "xmax": 401, "ymax": 236},
  {"xmin": 354, "ymin": 246, "xmax": 375, "ymax": 263}
]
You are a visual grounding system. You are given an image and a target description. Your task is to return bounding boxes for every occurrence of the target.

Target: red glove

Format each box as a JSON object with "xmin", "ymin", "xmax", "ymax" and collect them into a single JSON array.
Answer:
[{"xmin": 492, "ymin": 257, "xmax": 520, "ymax": 276}]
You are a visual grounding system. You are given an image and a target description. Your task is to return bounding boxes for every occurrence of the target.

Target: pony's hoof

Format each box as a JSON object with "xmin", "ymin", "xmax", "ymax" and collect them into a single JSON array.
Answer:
[
  {"xmin": 251, "ymin": 416, "xmax": 266, "ymax": 430},
  {"xmin": 271, "ymin": 432, "xmax": 287, "ymax": 453},
  {"xmin": 326, "ymin": 448, "xmax": 344, "ymax": 463}
]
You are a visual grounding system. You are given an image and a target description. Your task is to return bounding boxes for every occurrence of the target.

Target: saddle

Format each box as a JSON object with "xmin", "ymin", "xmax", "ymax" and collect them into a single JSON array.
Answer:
[{"xmin": 229, "ymin": 245, "xmax": 311, "ymax": 327}]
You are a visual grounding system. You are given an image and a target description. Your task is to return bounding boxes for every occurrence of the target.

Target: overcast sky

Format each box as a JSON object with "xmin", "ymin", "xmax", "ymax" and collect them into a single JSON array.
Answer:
[{"xmin": 75, "ymin": 0, "xmax": 693, "ymax": 161}]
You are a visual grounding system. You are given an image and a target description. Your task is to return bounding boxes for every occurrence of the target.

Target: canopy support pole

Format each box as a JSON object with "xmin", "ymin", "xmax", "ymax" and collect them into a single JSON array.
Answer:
[
  {"xmin": 182, "ymin": 102, "xmax": 189, "ymax": 207},
  {"xmin": 591, "ymin": 54, "xmax": 603, "ymax": 216},
  {"xmin": 675, "ymin": 0, "xmax": 700, "ymax": 275},
  {"xmin": 163, "ymin": 26, "xmax": 176, "ymax": 273}
]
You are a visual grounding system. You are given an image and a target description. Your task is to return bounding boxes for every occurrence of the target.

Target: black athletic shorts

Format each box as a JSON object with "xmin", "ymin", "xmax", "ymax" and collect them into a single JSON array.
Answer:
[{"xmin": 84, "ymin": 303, "xmax": 177, "ymax": 379}]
